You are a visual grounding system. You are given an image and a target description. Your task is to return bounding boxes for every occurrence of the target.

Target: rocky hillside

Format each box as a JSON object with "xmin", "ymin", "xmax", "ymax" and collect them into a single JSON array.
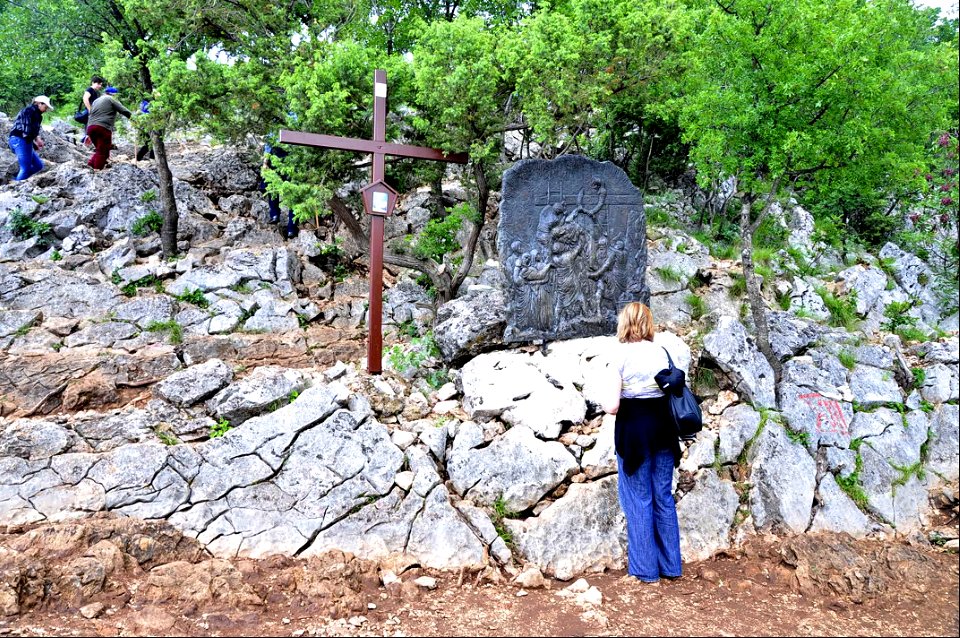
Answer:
[{"xmin": 1, "ymin": 119, "xmax": 958, "ymax": 602}]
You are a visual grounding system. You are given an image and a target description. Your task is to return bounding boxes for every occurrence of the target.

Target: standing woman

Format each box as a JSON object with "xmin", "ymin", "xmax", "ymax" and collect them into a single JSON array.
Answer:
[
  {"xmin": 601, "ymin": 302, "xmax": 682, "ymax": 583},
  {"xmin": 7, "ymin": 96, "xmax": 53, "ymax": 181}
]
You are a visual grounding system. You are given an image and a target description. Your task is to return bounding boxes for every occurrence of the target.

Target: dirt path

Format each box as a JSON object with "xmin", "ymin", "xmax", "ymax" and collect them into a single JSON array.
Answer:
[{"xmin": 2, "ymin": 534, "xmax": 956, "ymax": 638}]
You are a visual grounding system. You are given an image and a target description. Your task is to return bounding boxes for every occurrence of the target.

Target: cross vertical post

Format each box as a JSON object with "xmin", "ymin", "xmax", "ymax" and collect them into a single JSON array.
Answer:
[
  {"xmin": 368, "ymin": 69, "xmax": 388, "ymax": 375},
  {"xmin": 279, "ymin": 70, "xmax": 469, "ymax": 374}
]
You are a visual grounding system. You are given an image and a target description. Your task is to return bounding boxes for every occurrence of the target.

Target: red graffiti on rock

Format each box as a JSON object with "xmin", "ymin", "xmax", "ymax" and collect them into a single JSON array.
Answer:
[{"xmin": 798, "ymin": 392, "xmax": 849, "ymax": 435}]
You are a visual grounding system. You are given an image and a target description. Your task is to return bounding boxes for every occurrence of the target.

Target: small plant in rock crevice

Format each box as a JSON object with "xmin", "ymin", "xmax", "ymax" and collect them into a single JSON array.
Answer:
[
  {"xmin": 911, "ymin": 367, "xmax": 926, "ymax": 389},
  {"xmin": 131, "ymin": 210, "xmax": 164, "ymax": 236},
  {"xmin": 210, "ymin": 418, "xmax": 233, "ymax": 438},
  {"xmin": 155, "ymin": 429, "xmax": 179, "ymax": 446},
  {"xmin": 145, "ymin": 319, "xmax": 183, "ymax": 344},
  {"xmin": 685, "ymin": 293, "xmax": 707, "ymax": 320},
  {"xmin": 655, "ymin": 265, "xmax": 685, "ymax": 284},
  {"xmin": 490, "ymin": 496, "xmax": 517, "ymax": 547},
  {"xmin": 385, "ymin": 332, "xmax": 441, "ymax": 376},
  {"xmin": 838, "ymin": 350, "xmax": 857, "ymax": 370},
  {"xmin": 175, "ymin": 287, "xmax": 209, "ymax": 308},
  {"xmin": 7, "ymin": 208, "xmax": 52, "ymax": 244}
]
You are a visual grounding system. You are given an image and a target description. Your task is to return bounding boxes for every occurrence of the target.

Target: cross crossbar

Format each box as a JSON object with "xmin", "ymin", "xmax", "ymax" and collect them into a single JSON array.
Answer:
[
  {"xmin": 279, "ymin": 69, "xmax": 468, "ymax": 374},
  {"xmin": 279, "ymin": 131, "xmax": 468, "ymax": 165}
]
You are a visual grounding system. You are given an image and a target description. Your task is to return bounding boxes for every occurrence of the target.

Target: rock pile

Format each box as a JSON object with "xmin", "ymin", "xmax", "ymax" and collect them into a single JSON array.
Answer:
[{"xmin": 1, "ymin": 124, "xmax": 957, "ymax": 586}]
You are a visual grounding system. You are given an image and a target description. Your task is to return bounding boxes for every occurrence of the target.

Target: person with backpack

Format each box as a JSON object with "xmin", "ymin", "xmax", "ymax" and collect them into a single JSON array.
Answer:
[
  {"xmin": 600, "ymin": 302, "xmax": 683, "ymax": 583},
  {"xmin": 86, "ymin": 89, "xmax": 132, "ymax": 170},
  {"xmin": 76, "ymin": 75, "xmax": 105, "ymax": 145},
  {"xmin": 7, "ymin": 96, "xmax": 53, "ymax": 181}
]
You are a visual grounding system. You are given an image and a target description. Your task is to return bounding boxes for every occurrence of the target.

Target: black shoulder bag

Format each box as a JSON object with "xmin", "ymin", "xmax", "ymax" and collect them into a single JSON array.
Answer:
[{"xmin": 653, "ymin": 347, "xmax": 703, "ymax": 441}]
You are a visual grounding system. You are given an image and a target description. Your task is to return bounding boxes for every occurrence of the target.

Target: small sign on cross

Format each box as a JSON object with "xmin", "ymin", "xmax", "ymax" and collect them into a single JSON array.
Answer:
[{"xmin": 279, "ymin": 69, "xmax": 468, "ymax": 374}]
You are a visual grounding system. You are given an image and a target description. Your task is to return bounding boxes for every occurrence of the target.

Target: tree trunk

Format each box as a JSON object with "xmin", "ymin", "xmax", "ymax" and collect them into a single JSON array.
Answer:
[
  {"xmin": 326, "ymin": 161, "xmax": 490, "ymax": 305},
  {"xmin": 137, "ymin": 62, "xmax": 180, "ymax": 259},
  {"xmin": 739, "ymin": 196, "xmax": 782, "ymax": 380},
  {"xmin": 153, "ymin": 132, "xmax": 179, "ymax": 258},
  {"xmin": 442, "ymin": 162, "xmax": 490, "ymax": 303}
]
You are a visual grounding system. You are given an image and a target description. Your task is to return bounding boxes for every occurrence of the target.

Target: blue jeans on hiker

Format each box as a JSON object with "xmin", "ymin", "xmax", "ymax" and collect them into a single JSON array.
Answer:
[
  {"xmin": 618, "ymin": 449, "xmax": 682, "ymax": 582},
  {"xmin": 8, "ymin": 135, "xmax": 43, "ymax": 180}
]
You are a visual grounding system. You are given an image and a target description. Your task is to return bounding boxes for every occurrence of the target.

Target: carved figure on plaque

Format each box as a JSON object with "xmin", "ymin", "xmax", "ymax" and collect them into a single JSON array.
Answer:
[{"xmin": 498, "ymin": 155, "xmax": 648, "ymax": 342}]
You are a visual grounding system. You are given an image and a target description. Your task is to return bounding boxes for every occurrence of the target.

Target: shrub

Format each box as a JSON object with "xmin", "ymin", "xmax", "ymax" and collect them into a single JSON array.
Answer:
[
  {"xmin": 7, "ymin": 209, "xmax": 52, "ymax": 244},
  {"xmin": 131, "ymin": 210, "xmax": 163, "ymax": 236},
  {"xmin": 685, "ymin": 293, "xmax": 707, "ymax": 320},
  {"xmin": 385, "ymin": 332, "xmax": 441, "ymax": 375},
  {"xmin": 412, "ymin": 203, "xmax": 480, "ymax": 264},
  {"xmin": 175, "ymin": 287, "xmax": 209, "ymax": 308},
  {"xmin": 140, "ymin": 189, "xmax": 158, "ymax": 203},
  {"xmin": 817, "ymin": 287, "xmax": 859, "ymax": 330}
]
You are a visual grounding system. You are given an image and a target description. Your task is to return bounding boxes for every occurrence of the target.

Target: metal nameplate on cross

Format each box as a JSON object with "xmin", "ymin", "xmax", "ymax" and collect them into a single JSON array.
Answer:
[{"xmin": 280, "ymin": 69, "xmax": 468, "ymax": 374}]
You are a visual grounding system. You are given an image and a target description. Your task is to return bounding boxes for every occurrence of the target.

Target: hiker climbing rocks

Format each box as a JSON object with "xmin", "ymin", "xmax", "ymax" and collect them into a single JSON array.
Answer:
[
  {"xmin": 86, "ymin": 88, "xmax": 132, "ymax": 170},
  {"xmin": 7, "ymin": 96, "xmax": 53, "ymax": 181}
]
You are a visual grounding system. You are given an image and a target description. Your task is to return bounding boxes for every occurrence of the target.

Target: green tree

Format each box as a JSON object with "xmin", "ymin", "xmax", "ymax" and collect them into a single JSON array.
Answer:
[
  {"xmin": 0, "ymin": 0, "xmax": 101, "ymax": 114},
  {"xmin": 677, "ymin": 0, "xmax": 955, "ymax": 374},
  {"xmin": 502, "ymin": 0, "xmax": 693, "ymax": 177}
]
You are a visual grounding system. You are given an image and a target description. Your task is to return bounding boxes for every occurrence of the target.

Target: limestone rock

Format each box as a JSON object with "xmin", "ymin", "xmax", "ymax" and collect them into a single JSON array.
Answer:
[
  {"xmin": 447, "ymin": 425, "xmax": 579, "ymax": 512},
  {"xmin": 406, "ymin": 485, "xmax": 485, "ymax": 569},
  {"xmin": 702, "ymin": 316, "xmax": 776, "ymax": 408},
  {"xmin": 207, "ymin": 366, "xmax": 309, "ymax": 424},
  {"xmin": 717, "ymin": 404, "xmax": 762, "ymax": 464},
  {"xmin": 926, "ymin": 403, "xmax": 959, "ymax": 483},
  {"xmin": 849, "ymin": 364, "xmax": 903, "ymax": 408},
  {"xmin": 810, "ymin": 473, "xmax": 872, "ymax": 538},
  {"xmin": 918, "ymin": 363, "xmax": 959, "ymax": 404},
  {"xmin": 581, "ymin": 414, "xmax": 616, "ymax": 479},
  {"xmin": 677, "ymin": 469, "xmax": 739, "ymax": 561},
  {"xmin": 460, "ymin": 351, "xmax": 585, "ymax": 439},
  {"xmin": 153, "ymin": 358, "xmax": 234, "ymax": 408},
  {"xmin": 859, "ymin": 444, "xmax": 927, "ymax": 532},
  {"xmin": 434, "ymin": 288, "xmax": 506, "ymax": 363},
  {"xmin": 505, "ymin": 476, "xmax": 625, "ymax": 580},
  {"xmin": 748, "ymin": 424, "xmax": 816, "ymax": 533}
]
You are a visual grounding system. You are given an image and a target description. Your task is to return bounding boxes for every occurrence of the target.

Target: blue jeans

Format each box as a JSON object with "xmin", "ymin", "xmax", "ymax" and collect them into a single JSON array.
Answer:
[
  {"xmin": 8, "ymin": 135, "xmax": 43, "ymax": 180},
  {"xmin": 618, "ymin": 449, "xmax": 682, "ymax": 581}
]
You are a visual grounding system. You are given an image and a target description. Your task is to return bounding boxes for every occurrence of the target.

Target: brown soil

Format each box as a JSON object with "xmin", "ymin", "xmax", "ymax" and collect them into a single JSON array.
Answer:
[{"xmin": 1, "ymin": 518, "xmax": 957, "ymax": 637}]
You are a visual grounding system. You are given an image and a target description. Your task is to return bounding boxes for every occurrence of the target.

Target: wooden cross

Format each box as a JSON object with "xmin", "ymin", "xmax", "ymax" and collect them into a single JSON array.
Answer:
[{"xmin": 280, "ymin": 69, "xmax": 468, "ymax": 374}]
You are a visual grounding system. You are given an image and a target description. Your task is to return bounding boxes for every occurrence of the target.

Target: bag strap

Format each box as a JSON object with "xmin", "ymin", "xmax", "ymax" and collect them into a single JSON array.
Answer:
[{"xmin": 661, "ymin": 346, "xmax": 676, "ymax": 370}]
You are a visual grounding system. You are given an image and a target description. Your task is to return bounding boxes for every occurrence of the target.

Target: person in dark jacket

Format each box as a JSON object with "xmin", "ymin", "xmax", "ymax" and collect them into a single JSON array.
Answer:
[
  {"xmin": 79, "ymin": 75, "xmax": 105, "ymax": 145},
  {"xmin": 601, "ymin": 302, "xmax": 683, "ymax": 583},
  {"xmin": 7, "ymin": 96, "xmax": 53, "ymax": 181},
  {"xmin": 86, "ymin": 91, "xmax": 132, "ymax": 170},
  {"xmin": 134, "ymin": 99, "xmax": 155, "ymax": 161}
]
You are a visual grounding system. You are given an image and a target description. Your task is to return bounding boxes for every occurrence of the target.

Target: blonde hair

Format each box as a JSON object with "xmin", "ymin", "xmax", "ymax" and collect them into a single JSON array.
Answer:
[{"xmin": 616, "ymin": 302, "xmax": 655, "ymax": 343}]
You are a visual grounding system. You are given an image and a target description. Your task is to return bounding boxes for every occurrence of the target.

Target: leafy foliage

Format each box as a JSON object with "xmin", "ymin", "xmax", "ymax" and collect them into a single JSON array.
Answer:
[
  {"xmin": 6, "ymin": 209, "xmax": 52, "ymax": 244},
  {"xmin": 209, "ymin": 418, "xmax": 233, "ymax": 439},
  {"xmin": 131, "ymin": 211, "xmax": 164, "ymax": 236},
  {"xmin": 411, "ymin": 203, "xmax": 478, "ymax": 263}
]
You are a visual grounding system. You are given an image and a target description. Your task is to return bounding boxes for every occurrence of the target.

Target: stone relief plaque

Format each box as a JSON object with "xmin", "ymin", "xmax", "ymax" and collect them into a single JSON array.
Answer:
[{"xmin": 497, "ymin": 155, "xmax": 648, "ymax": 342}]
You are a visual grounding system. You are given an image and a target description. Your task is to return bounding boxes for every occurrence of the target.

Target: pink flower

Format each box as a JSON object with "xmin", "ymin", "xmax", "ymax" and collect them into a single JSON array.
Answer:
[
  {"xmin": 944, "ymin": 168, "xmax": 956, "ymax": 177},
  {"xmin": 939, "ymin": 133, "xmax": 952, "ymax": 147},
  {"xmin": 941, "ymin": 197, "xmax": 954, "ymax": 207},
  {"xmin": 941, "ymin": 213, "xmax": 951, "ymax": 224},
  {"xmin": 909, "ymin": 212, "xmax": 921, "ymax": 223},
  {"xmin": 925, "ymin": 173, "xmax": 934, "ymax": 181},
  {"xmin": 941, "ymin": 182, "xmax": 955, "ymax": 192}
]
